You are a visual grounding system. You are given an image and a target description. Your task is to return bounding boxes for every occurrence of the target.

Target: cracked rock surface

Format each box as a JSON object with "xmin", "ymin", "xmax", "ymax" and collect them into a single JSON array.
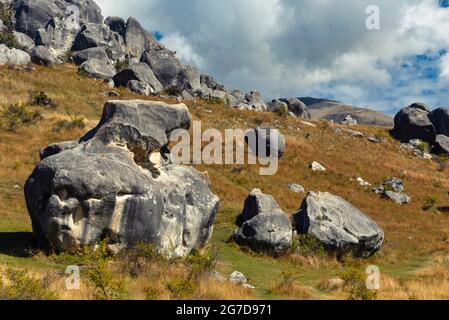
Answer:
[{"xmin": 25, "ymin": 100, "xmax": 219, "ymax": 257}]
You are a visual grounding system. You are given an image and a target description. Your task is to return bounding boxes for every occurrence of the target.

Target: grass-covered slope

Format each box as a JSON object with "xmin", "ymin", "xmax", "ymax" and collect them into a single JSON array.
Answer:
[{"xmin": 1, "ymin": 65, "xmax": 449, "ymax": 300}]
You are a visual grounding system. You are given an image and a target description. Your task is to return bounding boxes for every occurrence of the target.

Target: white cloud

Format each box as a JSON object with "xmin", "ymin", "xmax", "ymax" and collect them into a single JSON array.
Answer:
[{"xmin": 96, "ymin": 0, "xmax": 449, "ymax": 113}]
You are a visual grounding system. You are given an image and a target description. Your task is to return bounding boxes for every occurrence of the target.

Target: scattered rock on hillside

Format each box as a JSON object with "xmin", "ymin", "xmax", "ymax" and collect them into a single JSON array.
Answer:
[
  {"xmin": 30, "ymin": 45, "xmax": 61, "ymax": 66},
  {"xmin": 25, "ymin": 100, "xmax": 219, "ymax": 257},
  {"xmin": 289, "ymin": 183, "xmax": 305, "ymax": 194},
  {"xmin": 0, "ymin": 44, "xmax": 31, "ymax": 65},
  {"xmin": 392, "ymin": 103, "xmax": 436, "ymax": 144},
  {"xmin": 356, "ymin": 177, "xmax": 371, "ymax": 187},
  {"xmin": 234, "ymin": 189, "xmax": 292, "ymax": 256},
  {"xmin": 433, "ymin": 135, "xmax": 449, "ymax": 155},
  {"xmin": 382, "ymin": 191, "xmax": 411, "ymax": 205},
  {"xmin": 372, "ymin": 178, "xmax": 404, "ymax": 194},
  {"xmin": 229, "ymin": 271, "xmax": 247, "ymax": 285},
  {"xmin": 294, "ymin": 192, "xmax": 384, "ymax": 258},
  {"xmin": 310, "ymin": 161, "xmax": 326, "ymax": 172},
  {"xmin": 244, "ymin": 128, "xmax": 286, "ymax": 159}
]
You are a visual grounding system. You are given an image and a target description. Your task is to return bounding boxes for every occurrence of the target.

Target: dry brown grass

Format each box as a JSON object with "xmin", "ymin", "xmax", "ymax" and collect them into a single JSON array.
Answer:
[{"xmin": 1, "ymin": 65, "xmax": 449, "ymax": 299}]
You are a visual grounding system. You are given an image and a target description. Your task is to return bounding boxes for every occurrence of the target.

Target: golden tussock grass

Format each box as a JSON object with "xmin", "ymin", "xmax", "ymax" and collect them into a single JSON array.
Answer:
[{"xmin": 1, "ymin": 65, "xmax": 449, "ymax": 299}]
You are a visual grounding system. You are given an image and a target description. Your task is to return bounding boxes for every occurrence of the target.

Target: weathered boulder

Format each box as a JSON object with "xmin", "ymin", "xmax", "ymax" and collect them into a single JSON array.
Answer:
[
  {"xmin": 294, "ymin": 192, "xmax": 384, "ymax": 258},
  {"xmin": 382, "ymin": 191, "xmax": 411, "ymax": 205},
  {"xmin": 429, "ymin": 108, "xmax": 449, "ymax": 137},
  {"xmin": 244, "ymin": 91, "xmax": 267, "ymax": 111},
  {"xmin": 286, "ymin": 98, "xmax": 311, "ymax": 119},
  {"xmin": 127, "ymin": 80, "xmax": 151, "ymax": 96},
  {"xmin": 140, "ymin": 47, "xmax": 184, "ymax": 89},
  {"xmin": 244, "ymin": 128, "xmax": 286, "ymax": 159},
  {"xmin": 104, "ymin": 16, "xmax": 126, "ymax": 35},
  {"xmin": 268, "ymin": 99, "xmax": 288, "ymax": 113},
  {"xmin": 25, "ymin": 100, "xmax": 220, "ymax": 257},
  {"xmin": 13, "ymin": 31, "xmax": 35, "ymax": 53},
  {"xmin": 35, "ymin": 16, "xmax": 79, "ymax": 57},
  {"xmin": 124, "ymin": 17, "xmax": 158, "ymax": 58},
  {"xmin": 434, "ymin": 134, "xmax": 449, "ymax": 155},
  {"xmin": 0, "ymin": 44, "xmax": 31, "ymax": 65},
  {"xmin": 13, "ymin": 0, "xmax": 103, "ymax": 38},
  {"xmin": 79, "ymin": 58, "xmax": 116, "ymax": 80},
  {"xmin": 72, "ymin": 47, "xmax": 108, "ymax": 65},
  {"xmin": 235, "ymin": 189, "xmax": 292, "ymax": 256},
  {"xmin": 392, "ymin": 104, "xmax": 436, "ymax": 144},
  {"xmin": 113, "ymin": 62, "xmax": 163, "ymax": 94},
  {"xmin": 30, "ymin": 45, "xmax": 61, "ymax": 66}
]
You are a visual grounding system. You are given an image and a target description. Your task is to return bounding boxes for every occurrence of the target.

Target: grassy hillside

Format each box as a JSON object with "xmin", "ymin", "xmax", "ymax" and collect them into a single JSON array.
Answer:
[{"xmin": 1, "ymin": 64, "xmax": 449, "ymax": 300}]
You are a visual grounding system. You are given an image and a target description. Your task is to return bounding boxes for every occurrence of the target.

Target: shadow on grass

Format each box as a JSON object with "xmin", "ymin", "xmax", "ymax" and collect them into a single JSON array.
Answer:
[{"xmin": 0, "ymin": 232, "xmax": 36, "ymax": 258}]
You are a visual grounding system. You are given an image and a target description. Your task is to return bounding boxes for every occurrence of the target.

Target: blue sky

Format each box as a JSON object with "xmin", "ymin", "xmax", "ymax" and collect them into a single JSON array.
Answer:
[{"xmin": 98, "ymin": 0, "xmax": 449, "ymax": 115}]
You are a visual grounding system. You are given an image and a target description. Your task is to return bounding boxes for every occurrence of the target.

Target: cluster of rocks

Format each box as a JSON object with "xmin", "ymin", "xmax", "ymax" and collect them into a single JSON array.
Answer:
[
  {"xmin": 392, "ymin": 103, "xmax": 449, "ymax": 155},
  {"xmin": 372, "ymin": 178, "xmax": 411, "ymax": 205},
  {"xmin": 234, "ymin": 189, "xmax": 384, "ymax": 259},
  {"xmin": 0, "ymin": 0, "xmax": 267, "ymax": 111},
  {"xmin": 268, "ymin": 98, "xmax": 311, "ymax": 119},
  {"xmin": 25, "ymin": 100, "xmax": 220, "ymax": 257}
]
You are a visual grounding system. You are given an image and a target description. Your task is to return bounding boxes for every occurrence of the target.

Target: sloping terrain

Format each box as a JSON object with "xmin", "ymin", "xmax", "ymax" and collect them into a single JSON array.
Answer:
[
  {"xmin": 1, "ymin": 65, "xmax": 449, "ymax": 300},
  {"xmin": 299, "ymin": 98, "xmax": 394, "ymax": 127}
]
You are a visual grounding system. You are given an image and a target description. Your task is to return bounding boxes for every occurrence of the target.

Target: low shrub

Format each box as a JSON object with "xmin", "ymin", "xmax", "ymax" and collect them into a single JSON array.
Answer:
[
  {"xmin": 31, "ymin": 91, "xmax": 58, "ymax": 109},
  {"xmin": 293, "ymin": 234, "xmax": 327, "ymax": 257},
  {"xmin": 339, "ymin": 265, "xmax": 377, "ymax": 300},
  {"xmin": 0, "ymin": 267, "xmax": 58, "ymax": 300},
  {"xmin": 1, "ymin": 104, "xmax": 43, "ymax": 131},
  {"xmin": 52, "ymin": 116, "xmax": 85, "ymax": 132},
  {"xmin": 422, "ymin": 195, "xmax": 440, "ymax": 212}
]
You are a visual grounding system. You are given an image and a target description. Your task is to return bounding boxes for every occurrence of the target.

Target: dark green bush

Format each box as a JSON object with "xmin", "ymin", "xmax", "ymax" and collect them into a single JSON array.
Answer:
[
  {"xmin": 1, "ymin": 104, "xmax": 43, "ymax": 131},
  {"xmin": 31, "ymin": 91, "xmax": 58, "ymax": 109},
  {"xmin": 52, "ymin": 116, "xmax": 85, "ymax": 132}
]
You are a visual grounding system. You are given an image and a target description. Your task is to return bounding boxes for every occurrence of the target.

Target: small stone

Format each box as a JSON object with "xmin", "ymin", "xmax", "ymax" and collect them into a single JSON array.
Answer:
[
  {"xmin": 289, "ymin": 183, "xmax": 305, "ymax": 193},
  {"xmin": 230, "ymin": 271, "xmax": 247, "ymax": 285},
  {"xmin": 382, "ymin": 191, "xmax": 411, "ymax": 205},
  {"xmin": 310, "ymin": 161, "xmax": 326, "ymax": 172},
  {"xmin": 242, "ymin": 284, "xmax": 256, "ymax": 290}
]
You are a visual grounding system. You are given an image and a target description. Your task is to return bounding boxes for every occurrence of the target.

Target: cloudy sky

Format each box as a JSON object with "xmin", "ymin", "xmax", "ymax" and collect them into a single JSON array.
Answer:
[{"xmin": 96, "ymin": 0, "xmax": 449, "ymax": 114}]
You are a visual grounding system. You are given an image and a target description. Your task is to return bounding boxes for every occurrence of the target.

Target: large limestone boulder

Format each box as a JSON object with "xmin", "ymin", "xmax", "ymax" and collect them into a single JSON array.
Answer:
[
  {"xmin": 433, "ymin": 134, "xmax": 449, "ymax": 155},
  {"xmin": 72, "ymin": 47, "xmax": 108, "ymax": 65},
  {"xmin": 392, "ymin": 103, "xmax": 436, "ymax": 144},
  {"xmin": 140, "ymin": 47, "xmax": 184, "ymax": 89},
  {"xmin": 13, "ymin": 0, "xmax": 103, "ymax": 38},
  {"xmin": 124, "ymin": 17, "xmax": 159, "ymax": 58},
  {"xmin": 235, "ymin": 189, "xmax": 292, "ymax": 256},
  {"xmin": 105, "ymin": 16, "xmax": 126, "ymax": 35},
  {"xmin": 113, "ymin": 62, "xmax": 163, "ymax": 94},
  {"xmin": 0, "ymin": 44, "xmax": 31, "ymax": 65},
  {"xmin": 25, "ymin": 100, "xmax": 220, "ymax": 257},
  {"xmin": 294, "ymin": 192, "xmax": 384, "ymax": 258},
  {"xmin": 286, "ymin": 98, "xmax": 311, "ymax": 119},
  {"xmin": 244, "ymin": 128, "xmax": 286, "ymax": 159},
  {"xmin": 429, "ymin": 108, "xmax": 449, "ymax": 137},
  {"xmin": 79, "ymin": 58, "xmax": 116, "ymax": 80},
  {"xmin": 30, "ymin": 45, "xmax": 61, "ymax": 66}
]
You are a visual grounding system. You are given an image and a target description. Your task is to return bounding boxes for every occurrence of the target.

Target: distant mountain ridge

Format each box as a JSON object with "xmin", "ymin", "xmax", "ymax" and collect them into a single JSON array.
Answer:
[{"xmin": 297, "ymin": 97, "xmax": 394, "ymax": 127}]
